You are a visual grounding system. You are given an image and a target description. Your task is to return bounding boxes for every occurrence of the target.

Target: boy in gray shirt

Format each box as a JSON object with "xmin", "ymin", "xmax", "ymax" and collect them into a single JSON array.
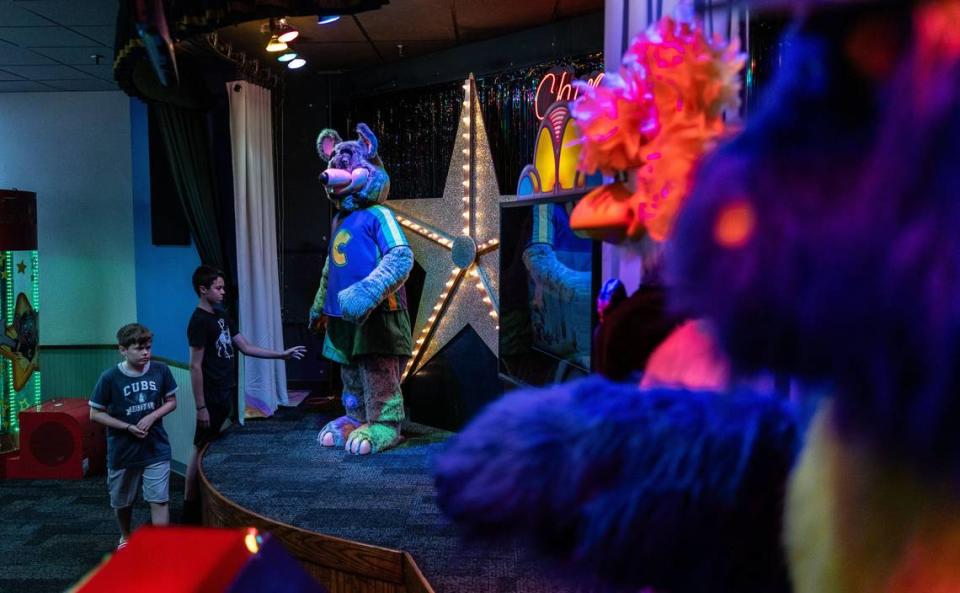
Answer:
[{"xmin": 89, "ymin": 323, "xmax": 177, "ymax": 549}]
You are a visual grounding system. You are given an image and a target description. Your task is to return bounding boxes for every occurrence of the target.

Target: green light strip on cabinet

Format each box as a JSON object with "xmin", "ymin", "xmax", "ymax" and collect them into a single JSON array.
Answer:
[
  {"xmin": 31, "ymin": 250, "xmax": 39, "ymax": 407},
  {"xmin": 4, "ymin": 251, "xmax": 14, "ymax": 432}
]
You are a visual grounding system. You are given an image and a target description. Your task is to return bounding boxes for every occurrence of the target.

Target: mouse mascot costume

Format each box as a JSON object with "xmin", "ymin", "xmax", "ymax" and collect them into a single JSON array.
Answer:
[
  {"xmin": 309, "ymin": 124, "xmax": 413, "ymax": 455},
  {"xmin": 435, "ymin": 3, "xmax": 960, "ymax": 592}
]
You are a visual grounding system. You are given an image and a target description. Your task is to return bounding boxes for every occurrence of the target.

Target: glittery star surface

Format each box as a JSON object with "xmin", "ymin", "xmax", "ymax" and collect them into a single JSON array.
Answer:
[{"xmin": 388, "ymin": 75, "xmax": 503, "ymax": 379}]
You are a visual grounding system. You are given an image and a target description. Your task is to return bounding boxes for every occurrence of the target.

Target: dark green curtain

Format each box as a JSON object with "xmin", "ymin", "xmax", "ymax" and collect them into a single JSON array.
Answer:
[{"xmin": 153, "ymin": 101, "xmax": 226, "ymax": 270}]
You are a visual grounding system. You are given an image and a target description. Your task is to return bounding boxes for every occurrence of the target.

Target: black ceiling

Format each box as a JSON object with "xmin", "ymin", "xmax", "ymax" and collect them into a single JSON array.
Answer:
[
  {"xmin": 0, "ymin": 0, "xmax": 604, "ymax": 93},
  {"xmin": 213, "ymin": 0, "xmax": 603, "ymax": 74}
]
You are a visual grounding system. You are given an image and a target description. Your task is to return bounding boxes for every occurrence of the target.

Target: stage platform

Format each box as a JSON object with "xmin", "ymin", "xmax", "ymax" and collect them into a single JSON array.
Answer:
[{"xmin": 199, "ymin": 405, "xmax": 585, "ymax": 593}]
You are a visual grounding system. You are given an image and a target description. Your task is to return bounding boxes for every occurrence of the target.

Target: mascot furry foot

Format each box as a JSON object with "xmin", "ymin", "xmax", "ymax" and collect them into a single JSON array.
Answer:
[
  {"xmin": 318, "ymin": 415, "xmax": 362, "ymax": 447},
  {"xmin": 318, "ymin": 393, "xmax": 364, "ymax": 447},
  {"xmin": 345, "ymin": 422, "xmax": 403, "ymax": 455},
  {"xmin": 345, "ymin": 390, "xmax": 405, "ymax": 455}
]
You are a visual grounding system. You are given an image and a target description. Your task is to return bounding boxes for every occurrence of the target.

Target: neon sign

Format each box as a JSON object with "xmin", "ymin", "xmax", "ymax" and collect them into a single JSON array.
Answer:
[{"xmin": 535, "ymin": 67, "xmax": 605, "ymax": 120}]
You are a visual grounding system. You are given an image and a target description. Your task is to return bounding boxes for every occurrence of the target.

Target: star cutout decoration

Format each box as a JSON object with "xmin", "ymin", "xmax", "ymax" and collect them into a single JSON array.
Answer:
[
  {"xmin": 388, "ymin": 75, "xmax": 504, "ymax": 380},
  {"xmin": 0, "ymin": 293, "xmax": 40, "ymax": 392},
  {"xmin": 16, "ymin": 261, "xmax": 25, "ymax": 274}
]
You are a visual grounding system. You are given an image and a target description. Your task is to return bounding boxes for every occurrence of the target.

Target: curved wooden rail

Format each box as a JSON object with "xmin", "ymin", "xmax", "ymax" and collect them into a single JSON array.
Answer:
[{"xmin": 198, "ymin": 445, "xmax": 435, "ymax": 593}]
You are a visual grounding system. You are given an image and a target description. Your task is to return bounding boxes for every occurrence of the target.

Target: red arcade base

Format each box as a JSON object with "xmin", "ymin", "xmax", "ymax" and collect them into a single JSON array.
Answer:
[
  {"xmin": 4, "ymin": 398, "xmax": 106, "ymax": 479},
  {"xmin": 72, "ymin": 527, "xmax": 327, "ymax": 593}
]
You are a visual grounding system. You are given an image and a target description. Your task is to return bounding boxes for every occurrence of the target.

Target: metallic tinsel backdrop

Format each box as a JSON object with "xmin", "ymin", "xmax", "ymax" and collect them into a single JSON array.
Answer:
[
  {"xmin": 743, "ymin": 16, "xmax": 789, "ymax": 117},
  {"xmin": 344, "ymin": 53, "xmax": 604, "ymax": 199}
]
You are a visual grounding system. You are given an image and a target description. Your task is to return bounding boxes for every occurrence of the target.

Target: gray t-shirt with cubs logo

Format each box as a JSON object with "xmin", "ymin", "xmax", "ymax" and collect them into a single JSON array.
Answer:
[{"xmin": 89, "ymin": 361, "xmax": 177, "ymax": 470}]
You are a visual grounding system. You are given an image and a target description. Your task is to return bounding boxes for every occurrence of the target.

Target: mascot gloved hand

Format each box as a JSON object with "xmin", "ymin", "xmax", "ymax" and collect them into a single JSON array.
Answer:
[{"xmin": 310, "ymin": 123, "xmax": 413, "ymax": 455}]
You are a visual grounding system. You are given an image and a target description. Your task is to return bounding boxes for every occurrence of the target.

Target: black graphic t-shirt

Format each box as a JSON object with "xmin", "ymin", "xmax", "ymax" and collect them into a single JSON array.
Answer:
[
  {"xmin": 89, "ymin": 362, "xmax": 178, "ymax": 470},
  {"xmin": 187, "ymin": 307, "xmax": 238, "ymax": 393}
]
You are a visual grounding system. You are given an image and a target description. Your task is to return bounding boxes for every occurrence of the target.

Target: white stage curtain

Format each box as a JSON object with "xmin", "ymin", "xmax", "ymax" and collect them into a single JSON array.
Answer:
[{"xmin": 226, "ymin": 80, "xmax": 288, "ymax": 417}]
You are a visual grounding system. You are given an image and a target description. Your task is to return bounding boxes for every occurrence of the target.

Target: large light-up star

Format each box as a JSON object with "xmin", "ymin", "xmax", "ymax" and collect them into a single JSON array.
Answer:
[{"xmin": 388, "ymin": 75, "xmax": 503, "ymax": 380}]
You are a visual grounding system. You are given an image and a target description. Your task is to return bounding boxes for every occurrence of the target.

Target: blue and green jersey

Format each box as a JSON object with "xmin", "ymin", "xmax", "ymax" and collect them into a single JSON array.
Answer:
[{"xmin": 324, "ymin": 205, "xmax": 409, "ymax": 317}]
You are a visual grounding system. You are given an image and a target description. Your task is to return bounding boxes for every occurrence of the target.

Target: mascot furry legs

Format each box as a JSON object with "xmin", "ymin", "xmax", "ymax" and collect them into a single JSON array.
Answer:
[{"xmin": 310, "ymin": 123, "xmax": 413, "ymax": 455}]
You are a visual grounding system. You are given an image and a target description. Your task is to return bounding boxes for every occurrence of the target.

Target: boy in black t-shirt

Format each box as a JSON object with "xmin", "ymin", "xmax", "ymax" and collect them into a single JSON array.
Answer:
[
  {"xmin": 183, "ymin": 265, "xmax": 306, "ymax": 520},
  {"xmin": 89, "ymin": 323, "xmax": 178, "ymax": 549}
]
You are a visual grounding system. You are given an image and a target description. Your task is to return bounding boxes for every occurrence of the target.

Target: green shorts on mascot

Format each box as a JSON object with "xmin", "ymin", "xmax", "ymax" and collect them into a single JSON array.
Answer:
[{"xmin": 309, "ymin": 124, "xmax": 412, "ymax": 455}]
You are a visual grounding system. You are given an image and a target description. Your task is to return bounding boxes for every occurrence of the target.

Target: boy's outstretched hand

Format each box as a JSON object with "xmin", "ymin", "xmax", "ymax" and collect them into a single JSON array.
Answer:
[{"xmin": 283, "ymin": 346, "xmax": 307, "ymax": 360}]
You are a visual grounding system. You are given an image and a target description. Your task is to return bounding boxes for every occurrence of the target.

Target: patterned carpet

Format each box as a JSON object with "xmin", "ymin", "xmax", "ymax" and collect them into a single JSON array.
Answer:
[
  {"xmin": 203, "ymin": 405, "xmax": 600, "ymax": 593},
  {"xmin": 0, "ymin": 472, "xmax": 185, "ymax": 593}
]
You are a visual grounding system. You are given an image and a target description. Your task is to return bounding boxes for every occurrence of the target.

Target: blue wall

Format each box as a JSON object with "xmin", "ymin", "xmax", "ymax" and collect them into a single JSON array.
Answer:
[
  {"xmin": 130, "ymin": 99, "xmax": 200, "ymax": 363},
  {"xmin": 0, "ymin": 91, "xmax": 138, "ymax": 345}
]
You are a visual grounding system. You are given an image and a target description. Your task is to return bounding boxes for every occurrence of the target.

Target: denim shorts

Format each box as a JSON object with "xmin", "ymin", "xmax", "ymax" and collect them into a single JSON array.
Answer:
[{"xmin": 107, "ymin": 460, "xmax": 170, "ymax": 508}]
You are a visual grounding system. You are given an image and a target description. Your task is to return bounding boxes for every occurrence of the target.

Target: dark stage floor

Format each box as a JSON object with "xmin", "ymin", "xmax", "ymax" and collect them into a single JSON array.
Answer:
[{"xmin": 202, "ymin": 404, "xmax": 595, "ymax": 593}]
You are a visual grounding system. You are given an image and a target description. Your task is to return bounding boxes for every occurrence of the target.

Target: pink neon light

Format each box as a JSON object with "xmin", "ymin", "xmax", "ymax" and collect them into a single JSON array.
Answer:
[
  {"xmin": 534, "ymin": 73, "xmax": 557, "ymax": 120},
  {"xmin": 536, "ymin": 69, "xmax": 606, "ymax": 120},
  {"xmin": 555, "ymin": 71, "xmax": 575, "ymax": 102}
]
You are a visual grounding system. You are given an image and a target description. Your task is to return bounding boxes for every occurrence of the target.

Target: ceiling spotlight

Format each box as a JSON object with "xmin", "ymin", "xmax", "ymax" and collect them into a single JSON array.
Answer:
[
  {"xmin": 277, "ymin": 18, "xmax": 299, "ymax": 43},
  {"xmin": 288, "ymin": 58, "xmax": 306, "ymax": 69},
  {"xmin": 278, "ymin": 52, "xmax": 298, "ymax": 62},
  {"xmin": 317, "ymin": 15, "xmax": 340, "ymax": 25},
  {"xmin": 265, "ymin": 34, "xmax": 287, "ymax": 52}
]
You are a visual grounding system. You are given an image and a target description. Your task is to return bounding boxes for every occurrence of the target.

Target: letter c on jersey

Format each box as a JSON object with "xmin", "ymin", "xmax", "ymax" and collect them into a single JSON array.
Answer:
[{"xmin": 332, "ymin": 230, "xmax": 351, "ymax": 267}]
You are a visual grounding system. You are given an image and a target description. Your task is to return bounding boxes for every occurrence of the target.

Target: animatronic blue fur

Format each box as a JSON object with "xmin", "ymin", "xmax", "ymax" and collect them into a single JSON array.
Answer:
[{"xmin": 434, "ymin": 377, "xmax": 800, "ymax": 592}]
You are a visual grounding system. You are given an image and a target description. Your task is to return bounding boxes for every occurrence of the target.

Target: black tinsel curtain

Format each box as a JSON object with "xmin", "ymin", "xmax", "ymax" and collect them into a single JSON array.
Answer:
[{"xmin": 344, "ymin": 53, "xmax": 604, "ymax": 199}]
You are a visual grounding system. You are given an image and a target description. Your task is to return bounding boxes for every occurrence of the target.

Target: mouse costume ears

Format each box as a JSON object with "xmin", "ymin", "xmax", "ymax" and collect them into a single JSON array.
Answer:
[
  {"xmin": 316, "ymin": 129, "xmax": 343, "ymax": 164},
  {"xmin": 355, "ymin": 122, "xmax": 379, "ymax": 160},
  {"xmin": 316, "ymin": 125, "xmax": 380, "ymax": 163}
]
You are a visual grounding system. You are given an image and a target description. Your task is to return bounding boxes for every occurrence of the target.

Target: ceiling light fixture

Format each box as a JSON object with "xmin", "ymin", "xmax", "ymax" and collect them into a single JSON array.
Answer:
[
  {"xmin": 276, "ymin": 18, "xmax": 299, "ymax": 43},
  {"xmin": 278, "ymin": 52, "xmax": 298, "ymax": 62},
  {"xmin": 317, "ymin": 15, "xmax": 340, "ymax": 25},
  {"xmin": 265, "ymin": 34, "xmax": 287, "ymax": 52},
  {"xmin": 288, "ymin": 58, "xmax": 306, "ymax": 69}
]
